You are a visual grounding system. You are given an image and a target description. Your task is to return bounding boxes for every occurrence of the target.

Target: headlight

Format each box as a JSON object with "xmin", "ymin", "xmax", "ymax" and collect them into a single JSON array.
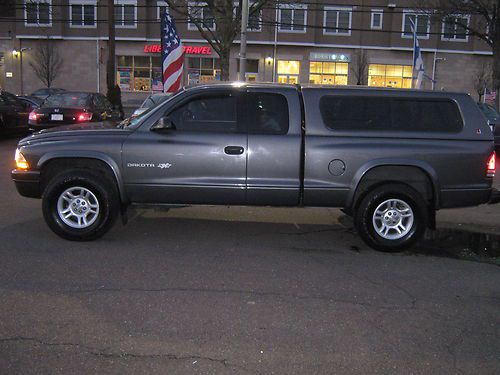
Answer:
[{"xmin": 15, "ymin": 149, "xmax": 29, "ymax": 170}]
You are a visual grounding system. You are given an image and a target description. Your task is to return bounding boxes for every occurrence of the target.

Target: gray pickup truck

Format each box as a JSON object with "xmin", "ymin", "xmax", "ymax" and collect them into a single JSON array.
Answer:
[{"xmin": 11, "ymin": 83, "xmax": 497, "ymax": 251}]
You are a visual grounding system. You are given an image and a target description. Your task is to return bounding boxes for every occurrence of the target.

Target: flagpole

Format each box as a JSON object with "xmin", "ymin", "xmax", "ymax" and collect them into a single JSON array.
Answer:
[{"xmin": 411, "ymin": 17, "xmax": 416, "ymax": 89}]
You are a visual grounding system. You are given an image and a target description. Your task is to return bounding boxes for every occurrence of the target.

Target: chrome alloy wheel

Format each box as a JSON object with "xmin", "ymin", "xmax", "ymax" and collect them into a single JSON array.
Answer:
[
  {"xmin": 372, "ymin": 199, "xmax": 414, "ymax": 240},
  {"xmin": 57, "ymin": 186, "xmax": 100, "ymax": 229}
]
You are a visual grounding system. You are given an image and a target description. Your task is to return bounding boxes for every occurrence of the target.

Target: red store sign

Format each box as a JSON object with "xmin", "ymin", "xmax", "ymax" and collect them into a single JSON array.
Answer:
[{"xmin": 143, "ymin": 44, "xmax": 211, "ymax": 55}]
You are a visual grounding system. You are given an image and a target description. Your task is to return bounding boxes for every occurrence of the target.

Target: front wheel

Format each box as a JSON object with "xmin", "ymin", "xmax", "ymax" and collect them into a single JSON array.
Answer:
[
  {"xmin": 42, "ymin": 170, "xmax": 119, "ymax": 241},
  {"xmin": 354, "ymin": 184, "xmax": 428, "ymax": 252}
]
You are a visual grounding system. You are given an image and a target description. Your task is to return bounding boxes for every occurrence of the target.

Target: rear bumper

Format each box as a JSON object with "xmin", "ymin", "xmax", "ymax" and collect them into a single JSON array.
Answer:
[
  {"xmin": 11, "ymin": 169, "xmax": 41, "ymax": 198},
  {"xmin": 440, "ymin": 188, "xmax": 495, "ymax": 208},
  {"xmin": 490, "ymin": 188, "xmax": 500, "ymax": 204}
]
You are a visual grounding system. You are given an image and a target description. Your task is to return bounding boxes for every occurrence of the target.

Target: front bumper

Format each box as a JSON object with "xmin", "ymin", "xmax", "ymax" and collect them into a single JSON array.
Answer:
[{"xmin": 11, "ymin": 169, "xmax": 41, "ymax": 198}]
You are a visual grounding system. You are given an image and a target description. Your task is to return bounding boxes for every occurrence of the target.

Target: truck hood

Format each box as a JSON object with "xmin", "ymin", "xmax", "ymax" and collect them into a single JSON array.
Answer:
[{"xmin": 19, "ymin": 121, "xmax": 131, "ymax": 146}]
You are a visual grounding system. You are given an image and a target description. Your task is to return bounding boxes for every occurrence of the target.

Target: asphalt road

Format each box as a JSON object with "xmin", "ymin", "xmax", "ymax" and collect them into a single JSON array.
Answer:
[{"xmin": 0, "ymin": 135, "xmax": 499, "ymax": 375}]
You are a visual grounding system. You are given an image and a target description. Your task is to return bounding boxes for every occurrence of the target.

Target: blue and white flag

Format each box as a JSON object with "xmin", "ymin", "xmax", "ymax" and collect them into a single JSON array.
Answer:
[
  {"xmin": 411, "ymin": 19, "xmax": 425, "ymax": 89},
  {"xmin": 161, "ymin": 10, "xmax": 184, "ymax": 93}
]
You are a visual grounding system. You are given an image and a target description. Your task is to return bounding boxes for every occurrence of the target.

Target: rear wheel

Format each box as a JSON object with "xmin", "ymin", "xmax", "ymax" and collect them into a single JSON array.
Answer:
[
  {"xmin": 42, "ymin": 170, "xmax": 119, "ymax": 241},
  {"xmin": 354, "ymin": 184, "xmax": 427, "ymax": 252}
]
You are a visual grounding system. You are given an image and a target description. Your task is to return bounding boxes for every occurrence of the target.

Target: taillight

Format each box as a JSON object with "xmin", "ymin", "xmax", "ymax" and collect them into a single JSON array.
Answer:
[
  {"xmin": 77, "ymin": 112, "xmax": 92, "ymax": 122},
  {"xmin": 29, "ymin": 111, "xmax": 37, "ymax": 121},
  {"xmin": 487, "ymin": 152, "xmax": 496, "ymax": 178}
]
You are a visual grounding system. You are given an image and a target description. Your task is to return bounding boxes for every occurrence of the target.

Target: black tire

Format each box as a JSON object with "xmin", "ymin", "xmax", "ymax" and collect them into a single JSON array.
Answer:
[
  {"xmin": 42, "ymin": 170, "xmax": 120, "ymax": 241},
  {"xmin": 354, "ymin": 183, "xmax": 428, "ymax": 252}
]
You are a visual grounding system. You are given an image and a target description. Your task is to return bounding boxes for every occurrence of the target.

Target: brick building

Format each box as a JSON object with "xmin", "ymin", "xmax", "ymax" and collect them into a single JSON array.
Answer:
[{"xmin": 0, "ymin": 0, "xmax": 494, "ymax": 105}]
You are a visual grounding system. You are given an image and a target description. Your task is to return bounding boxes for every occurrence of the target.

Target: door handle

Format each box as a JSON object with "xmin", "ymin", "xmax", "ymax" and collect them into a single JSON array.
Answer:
[{"xmin": 224, "ymin": 146, "xmax": 244, "ymax": 155}]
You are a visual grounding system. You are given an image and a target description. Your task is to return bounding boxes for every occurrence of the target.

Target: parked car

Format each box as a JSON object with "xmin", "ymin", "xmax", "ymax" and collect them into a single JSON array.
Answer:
[
  {"xmin": 132, "ymin": 93, "xmax": 171, "ymax": 116},
  {"xmin": 11, "ymin": 84, "xmax": 498, "ymax": 251},
  {"xmin": 17, "ymin": 96, "xmax": 43, "ymax": 112},
  {"xmin": 477, "ymin": 102, "xmax": 500, "ymax": 149},
  {"xmin": 28, "ymin": 92, "xmax": 122, "ymax": 130},
  {"xmin": 30, "ymin": 88, "xmax": 66, "ymax": 100},
  {"xmin": 0, "ymin": 90, "xmax": 29, "ymax": 135}
]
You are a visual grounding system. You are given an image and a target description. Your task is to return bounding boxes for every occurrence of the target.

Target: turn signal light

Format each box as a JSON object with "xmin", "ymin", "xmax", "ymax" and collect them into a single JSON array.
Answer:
[
  {"xmin": 28, "ymin": 111, "xmax": 37, "ymax": 121},
  {"xmin": 15, "ymin": 149, "xmax": 29, "ymax": 170},
  {"xmin": 487, "ymin": 152, "xmax": 496, "ymax": 178},
  {"xmin": 77, "ymin": 112, "xmax": 92, "ymax": 122}
]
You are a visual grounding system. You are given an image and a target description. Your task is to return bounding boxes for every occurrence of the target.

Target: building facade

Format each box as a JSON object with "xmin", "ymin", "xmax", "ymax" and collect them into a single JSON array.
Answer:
[{"xmin": 0, "ymin": 0, "xmax": 494, "ymax": 105}]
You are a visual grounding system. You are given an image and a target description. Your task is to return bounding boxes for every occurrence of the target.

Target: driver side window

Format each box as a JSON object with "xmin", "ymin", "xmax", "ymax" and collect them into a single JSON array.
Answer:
[{"xmin": 167, "ymin": 94, "xmax": 242, "ymax": 133}]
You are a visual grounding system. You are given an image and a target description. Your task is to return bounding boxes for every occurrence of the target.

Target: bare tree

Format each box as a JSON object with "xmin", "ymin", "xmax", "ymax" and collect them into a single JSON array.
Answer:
[
  {"xmin": 474, "ymin": 62, "xmax": 492, "ymax": 101},
  {"xmin": 351, "ymin": 49, "xmax": 368, "ymax": 85},
  {"xmin": 29, "ymin": 38, "xmax": 63, "ymax": 88},
  {"xmin": 415, "ymin": 1, "xmax": 500, "ymax": 106},
  {"xmin": 166, "ymin": 0, "xmax": 275, "ymax": 80}
]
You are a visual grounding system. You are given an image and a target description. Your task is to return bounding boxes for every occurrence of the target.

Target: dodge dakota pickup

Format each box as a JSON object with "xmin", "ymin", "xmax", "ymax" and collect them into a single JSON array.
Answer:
[{"xmin": 11, "ymin": 83, "xmax": 497, "ymax": 251}]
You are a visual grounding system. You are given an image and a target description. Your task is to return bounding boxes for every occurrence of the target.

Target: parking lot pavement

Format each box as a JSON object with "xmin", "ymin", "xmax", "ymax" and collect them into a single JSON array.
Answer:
[{"xmin": 0, "ymin": 136, "xmax": 499, "ymax": 375}]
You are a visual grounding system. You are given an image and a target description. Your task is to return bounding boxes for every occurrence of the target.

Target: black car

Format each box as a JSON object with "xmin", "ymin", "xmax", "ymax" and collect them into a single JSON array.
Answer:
[
  {"xmin": 477, "ymin": 102, "xmax": 500, "ymax": 148},
  {"xmin": 17, "ymin": 96, "xmax": 43, "ymax": 112},
  {"xmin": 30, "ymin": 88, "xmax": 66, "ymax": 100},
  {"xmin": 28, "ymin": 92, "xmax": 123, "ymax": 130},
  {"xmin": 0, "ymin": 90, "xmax": 29, "ymax": 135}
]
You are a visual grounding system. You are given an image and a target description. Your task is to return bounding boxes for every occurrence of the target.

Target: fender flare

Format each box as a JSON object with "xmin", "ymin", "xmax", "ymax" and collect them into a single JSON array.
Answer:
[
  {"xmin": 346, "ymin": 159, "xmax": 441, "ymax": 210},
  {"xmin": 37, "ymin": 151, "xmax": 128, "ymax": 203}
]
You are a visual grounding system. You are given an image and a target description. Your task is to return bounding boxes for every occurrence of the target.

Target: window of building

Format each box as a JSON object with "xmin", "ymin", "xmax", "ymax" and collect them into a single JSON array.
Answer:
[
  {"xmin": 25, "ymin": 0, "xmax": 51, "ymax": 26},
  {"xmin": 319, "ymin": 96, "xmax": 463, "ymax": 133},
  {"xmin": 237, "ymin": 59, "xmax": 259, "ymax": 82},
  {"xmin": 279, "ymin": 4, "xmax": 306, "ymax": 32},
  {"xmin": 246, "ymin": 93, "xmax": 289, "ymax": 135},
  {"xmin": 402, "ymin": 11, "xmax": 430, "ymax": 39},
  {"xmin": 188, "ymin": 2, "xmax": 215, "ymax": 30},
  {"xmin": 442, "ymin": 15, "xmax": 469, "ymax": 41},
  {"xmin": 114, "ymin": 0, "xmax": 137, "ymax": 28},
  {"xmin": 371, "ymin": 9, "xmax": 383, "ymax": 30},
  {"xmin": 187, "ymin": 57, "xmax": 220, "ymax": 84},
  {"xmin": 168, "ymin": 95, "xmax": 240, "ymax": 133},
  {"xmin": 324, "ymin": 7, "xmax": 351, "ymax": 35},
  {"xmin": 117, "ymin": 55, "xmax": 165, "ymax": 92},
  {"xmin": 309, "ymin": 61, "xmax": 348, "ymax": 85},
  {"xmin": 368, "ymin": 64, "xmax": 413, "ymax": 89},
  {"xmin": 248, "ymin": 2, "xmax": 262, "ymax": 31},
  {"xmin": 277, "ymin": 60, "xmax": 300, "ymax": 84},
  {"xmin": 70, "ymin": 0, "xmax": 96, "ymax": 27},
  {"xmin": 157, "ymin": 1, "xmax": 168, "ymax": 20}
]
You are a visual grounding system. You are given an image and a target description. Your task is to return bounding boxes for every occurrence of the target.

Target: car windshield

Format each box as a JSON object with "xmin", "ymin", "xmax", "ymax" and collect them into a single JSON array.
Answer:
[
  {"xmin": 118, "ymin": 91, "xmax": 178, "ymax": 129},
  {"xmin": 43, "ymin": 93, "xmax": 89, "ymax": 107},
  {"xmin": 142, "ymin": 94, "xmax": 169, "ymax": 109},
  {"xmin": 118, "ymin": 107, "xmax": 154, "ymax": 128},
  {"xmin": 479, "ymin": 104, "xmax": 500, "ymax": 120}
]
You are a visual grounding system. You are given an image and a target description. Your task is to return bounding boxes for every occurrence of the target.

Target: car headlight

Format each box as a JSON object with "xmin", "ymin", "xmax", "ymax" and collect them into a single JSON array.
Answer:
[{"xmin": 15, "ymin": 149, "xmax": 29, "ymax": 170}]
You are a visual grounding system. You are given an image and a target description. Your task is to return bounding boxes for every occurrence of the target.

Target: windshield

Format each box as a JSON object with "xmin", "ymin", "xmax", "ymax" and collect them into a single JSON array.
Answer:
[
  {"xmin": 119, "ymin": 90, "xmax": 179, "ymax": 129},
  {"xmin": 479, "ymin": 104, "xmax": 500, "ymax": 120},
  {"xmin": 43, "ymin": 93, "xmax": 89, "ymax": 108},
  {"xmin": 142, "ymin": 94, "xmax": 170, "ymax": 109}
]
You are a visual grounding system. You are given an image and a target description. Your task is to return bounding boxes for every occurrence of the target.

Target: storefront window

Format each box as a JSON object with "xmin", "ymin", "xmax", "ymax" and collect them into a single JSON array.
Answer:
[
  {"xmin": 187, "ymin": 57, "xmax": 220, "ymax": 85},
  {"xmin": 277, "ymin": 60, "xmax": 300, "ymax": 84},
  {"xmin": 309, "ymin": 61, "xmax": 348, "ymax": 85},
  {"xmin": 368, "ymin": 64, "xmax": 413, "ymax": 89},
  {"xmin": 117, "ymin": 55, "xmax": 165, "ymax": 92}
]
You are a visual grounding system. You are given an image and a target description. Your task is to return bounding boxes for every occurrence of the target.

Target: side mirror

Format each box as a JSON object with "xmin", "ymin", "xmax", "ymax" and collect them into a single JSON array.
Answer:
[{"xmin": 151, "ymin": 116, "xmax": 176, "ymax": 131}]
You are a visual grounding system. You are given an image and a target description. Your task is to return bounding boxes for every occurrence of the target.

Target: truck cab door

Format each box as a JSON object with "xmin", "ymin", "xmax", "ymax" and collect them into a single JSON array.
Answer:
[
  {"xmin": 244, "ymin": 90, "xmax": 302, "ymax": 205},
  {"xmin": 122, "ymin": 91, "xmax": 247, "ymax": 205}
]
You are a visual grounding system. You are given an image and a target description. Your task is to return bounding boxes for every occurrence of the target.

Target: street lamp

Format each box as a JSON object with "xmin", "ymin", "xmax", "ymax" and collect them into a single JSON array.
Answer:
[
  {"xmin": 12, "ymin": 47, "xmax": 30, "ymax": 95},
  {"xmin": 431, "ymin": 51, "xmax": 446, "ymax": 90}
]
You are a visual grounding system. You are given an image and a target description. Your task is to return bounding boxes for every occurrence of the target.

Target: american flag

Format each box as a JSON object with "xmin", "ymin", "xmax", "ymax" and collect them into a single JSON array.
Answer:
[{"xmin": 161, "ymin": 10, "xmax": 184, "ymax": 93}]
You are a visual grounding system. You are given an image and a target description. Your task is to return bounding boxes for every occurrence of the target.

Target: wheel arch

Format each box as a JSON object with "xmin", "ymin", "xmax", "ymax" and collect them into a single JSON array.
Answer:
[
  {"xmin": 37, "ymin": 152, "xmax": 127, "ymax": 204},
  {"xmin": 346, "ymin": 161, "xmax": 440, "ymax": 213}
]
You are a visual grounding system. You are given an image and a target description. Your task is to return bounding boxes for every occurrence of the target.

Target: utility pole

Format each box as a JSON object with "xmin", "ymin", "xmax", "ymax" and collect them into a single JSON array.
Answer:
[
  {"xmin": 107, "ymin": 0, "xmax": 116, "ymax": 92},
  {"xmin": 238, "ymin": 0, "xmax": 249, "ymax": 81}
]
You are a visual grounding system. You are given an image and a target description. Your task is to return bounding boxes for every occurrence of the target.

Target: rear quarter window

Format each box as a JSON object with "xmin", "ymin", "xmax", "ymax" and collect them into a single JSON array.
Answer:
[{"xmin": 319, "ymin": 96, "xmax": 463, "ymax": 133}]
